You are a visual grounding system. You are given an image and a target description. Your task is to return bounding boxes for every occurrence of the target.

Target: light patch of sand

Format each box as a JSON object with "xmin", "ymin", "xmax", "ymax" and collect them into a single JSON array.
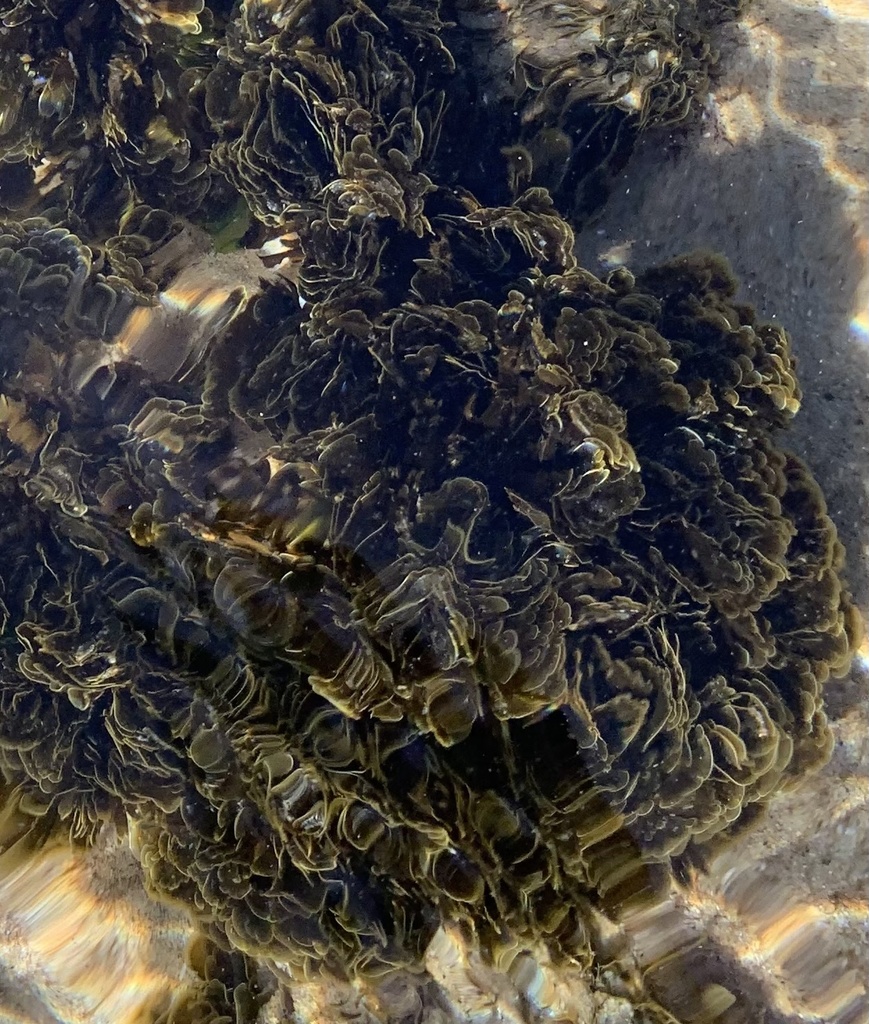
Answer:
[{"xmin": 0, "ymin": 832, "xmax": 193, "ymax": 1024}]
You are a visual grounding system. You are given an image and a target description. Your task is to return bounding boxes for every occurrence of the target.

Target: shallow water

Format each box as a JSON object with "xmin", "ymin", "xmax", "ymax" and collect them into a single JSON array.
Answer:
[{"xmin": 0, "ymin": 2, "xmax": 867, "ymax": 1023}]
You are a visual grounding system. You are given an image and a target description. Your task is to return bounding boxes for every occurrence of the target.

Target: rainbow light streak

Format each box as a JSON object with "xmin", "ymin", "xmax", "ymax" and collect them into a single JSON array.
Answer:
[{"xmin": 849, "ymin": 309, "xmax": 869, "ymax": 347}]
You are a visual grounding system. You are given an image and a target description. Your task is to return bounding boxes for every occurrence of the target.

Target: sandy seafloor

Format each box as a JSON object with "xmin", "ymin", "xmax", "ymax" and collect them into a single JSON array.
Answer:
[{"xmin": 1, "ymin": 2, "xmax": 868, "ymax": 1022}]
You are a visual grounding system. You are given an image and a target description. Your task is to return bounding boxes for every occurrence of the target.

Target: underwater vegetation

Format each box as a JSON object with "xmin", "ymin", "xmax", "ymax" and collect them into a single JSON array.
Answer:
[{"xmin": 0, "ymin": 1, "xmax": 860, "ymax": 1021}]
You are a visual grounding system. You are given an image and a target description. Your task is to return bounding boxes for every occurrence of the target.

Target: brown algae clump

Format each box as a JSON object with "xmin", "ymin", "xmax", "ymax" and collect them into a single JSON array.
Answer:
[{"xmin": 0, "ymin": 1, "xmax": 860, "ymax": 1021}]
